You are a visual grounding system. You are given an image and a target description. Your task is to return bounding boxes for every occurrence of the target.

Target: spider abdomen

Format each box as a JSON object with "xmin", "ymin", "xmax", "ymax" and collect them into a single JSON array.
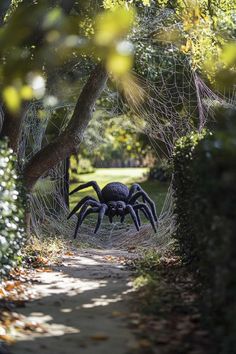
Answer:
[{"xmin": 101, "ymin": 182, "xmax": 129, "ymax": 202}]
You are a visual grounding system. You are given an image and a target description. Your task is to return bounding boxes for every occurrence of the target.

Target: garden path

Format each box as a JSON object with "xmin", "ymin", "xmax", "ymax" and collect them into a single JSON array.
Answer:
[{"xmin": 10, "ymin": 249, "xmax": 139, "ymax": 354}]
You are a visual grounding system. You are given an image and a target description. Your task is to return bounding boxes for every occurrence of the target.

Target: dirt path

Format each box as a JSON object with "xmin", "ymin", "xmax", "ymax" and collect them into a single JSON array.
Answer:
[{"xmin": 11, "ymin": 249, "xmax": 138, "ymax": 354}]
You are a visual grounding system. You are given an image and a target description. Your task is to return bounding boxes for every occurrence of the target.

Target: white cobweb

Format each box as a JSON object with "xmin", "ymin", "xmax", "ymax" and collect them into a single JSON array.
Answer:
[
  {"xmin": 0, "ymin": 105, "xmax": 4, "ymax": 133},
  {"xmin": 17, "ymin": 52, "xmax": 234, "ymax": 250}
]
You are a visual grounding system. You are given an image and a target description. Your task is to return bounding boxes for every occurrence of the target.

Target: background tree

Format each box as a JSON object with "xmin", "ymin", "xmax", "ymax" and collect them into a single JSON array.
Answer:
[{"xmin": 0, "ymin": 0, "xmax": 143, "ymax": 191}]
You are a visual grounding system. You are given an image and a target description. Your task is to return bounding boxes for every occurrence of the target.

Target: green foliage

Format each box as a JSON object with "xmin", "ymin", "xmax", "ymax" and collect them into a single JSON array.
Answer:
[
  {"xmin": 103, "ymin": 0, "xmax": 151, "ymax": 9},
  {"xmin": 0, "ymin": 1, "xmax": 138, "ymax": 112},
  {"xmin": 172, "ymin": 129, "xmax": 208, "ymax": 262},
  {"xmin": 79, "ymin": 114, "xmax": 153, "ymax": 166},
  {"xmin": 70, "ymin": 156, "xmax": 95, "ymax": 182},
  {"xmin": 149, "ymin": 159, "xmax": 172, "ymax": 182},
  {"xmin": 173, "ymin": 120, "xmax": 236, "ymax": 353},
  {"xmin": 133, "ymin": 249, "xmax": 161, "ymax": 274},
  {"xmin": 132, "ymin": 250, "xmax": 162, "ymax": 313},
  {"xmin": 0, "ymin": 138, "xmax": 26, "ymax": 279},
  {"xmin": 0, "ymin": 0, "xmax": 234, "ymax": 113},
  {"xmin": 140, "ymin": 0, "xmax": 236, "ymax": 88}
]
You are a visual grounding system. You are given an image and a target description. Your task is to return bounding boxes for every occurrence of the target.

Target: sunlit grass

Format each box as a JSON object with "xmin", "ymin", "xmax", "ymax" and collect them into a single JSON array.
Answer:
[{"xmin": 77, "ymin": 167, "xmax": 149, "ymax": 186}]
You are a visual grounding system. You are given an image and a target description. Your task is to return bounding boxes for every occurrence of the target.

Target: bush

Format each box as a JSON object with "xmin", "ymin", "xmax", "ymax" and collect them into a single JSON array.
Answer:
[
  {"xmin": 70, "ymin": 155, "xmax": 95, "ymax": 183},
  {"xmin": 149, "ymin": 159, "xmax": 172, "ymax": 182},
  {"xmin": 173, "ymin": 127, "xmax": 236, "ymax": 354},
  {"xmin": 0, "ymin": 138, "xmax": 26, "ymax": 279},
  {"xmin": 77, "ymin": 158, "xmax": 95, "ymax": 175},
  {"xmin": 172, "ymin": 129, "xmax": 208, "ymax": 263}
]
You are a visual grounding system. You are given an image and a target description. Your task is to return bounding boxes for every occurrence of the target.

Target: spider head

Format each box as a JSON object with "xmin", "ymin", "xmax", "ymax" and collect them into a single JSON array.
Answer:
[{"xmin": 107, "ymin": 201, "xmax": 126, "ymax": 216}]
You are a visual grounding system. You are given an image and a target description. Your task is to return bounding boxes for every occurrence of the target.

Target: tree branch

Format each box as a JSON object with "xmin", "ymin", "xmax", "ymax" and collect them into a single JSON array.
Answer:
[
  {"xmin": 23, "ymin": 63, "xmax": 108, "ymax": 191},
  {"xmin": 0, "ymin": 0, "xmax": 11, "ymax": 26}
]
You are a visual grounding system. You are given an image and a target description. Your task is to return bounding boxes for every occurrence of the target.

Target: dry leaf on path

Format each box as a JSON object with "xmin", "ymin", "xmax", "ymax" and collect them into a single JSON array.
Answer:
[
  {"xmin": 90, "ymin": 332, "xmax": 109, "ymax": 341},
  {"xmin": 65, "ymin": 251, "xmax": 74, "ymax": 256},
  {"xmin": 0, "ymin": 334, "xmax": 15, "ymax": 344},
  {"xmin": 36, "ymin": 268, "xmax": 52, "ymax": 273}
]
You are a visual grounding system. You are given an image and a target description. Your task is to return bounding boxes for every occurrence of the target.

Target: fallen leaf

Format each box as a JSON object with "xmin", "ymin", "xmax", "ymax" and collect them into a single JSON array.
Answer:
[
  {"xmin": 0, "ymin": 287, "xmax": 7, "ymax": 297},
  {"xmin": 0, "ymin": 334, "xmax": 15, "ymax": 344},
  {"xmin": 36, "ymin": 268, "xmax": 52, "ymax": 272},
  {"xmin": 5, "ymin": 281, "xmax": 19, "ymax": 292},
  {"xmin": 111, "ymin": 311, "xmax": 125, "ymax": 318},
  {"xmin": 65, "ymin": 252, "xmax": 74, "ymax": 256},
  {"xmin": 138, "ymin": 339, "xmax": 152, "ymax": 348},
  {"xmin": 90, "ymin": 332, "xmax": 109, "ymax": 341}
]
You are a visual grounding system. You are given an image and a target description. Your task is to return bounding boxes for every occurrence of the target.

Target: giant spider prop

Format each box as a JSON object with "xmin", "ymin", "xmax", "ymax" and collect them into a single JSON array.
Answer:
[{"xmin": 67, "ymin": 181, "xmax": 158, "ymax": 238}]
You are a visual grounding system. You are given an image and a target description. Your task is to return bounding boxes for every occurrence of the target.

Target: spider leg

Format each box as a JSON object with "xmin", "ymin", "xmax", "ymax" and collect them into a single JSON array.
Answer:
[
  {"xmin": 67, "ymin": 196, "xmax": 97, "ymax": 219},
  {"xmin": 108, "ymin": 213, "xmax": 113, "ymax": 223},
  {"xmin": 69, "ymin": 181, "xmax": 103, "ymax": 202},
  {"xmin": 126, "ymin": 205, "xmax": 140, "ymax": 232},
  {"xmin": 120, "ymin": 214, "xmax": 125, "ymax": 223},
  {"xmin": 80, "ymin": 207, "xmax": 99, "ymax": 225},
  {"xmin": 129, "ymin": 191, "xmax": 158, "ymax": 222},
  {"xmin": 94, "ymin": 205, "xmax": 108, "ymax": 234},
  {"xmin": 73, "ymin": 218, "xmax": 81, "ymax": 240},
  {"xmin": 128, "ymin": 183, "xmax": 145, "ymax": 203},
  {"xmin": 72, "ymin": 200, "xmax": 100, "ymax": 239},
  {"xmin": 135, "ymin": 210, "xmax": 141, "ymax": 227},
  {"xmin": 133, "ymin": 203, "xmax": 157, "ymax": 233},
  {"xmin": 135, "ymin": 201, "xmax": 148, "ymax": 223},
  {"xmin": 73, "ymin": 207, "xmax": 99, "ymax": 239}
]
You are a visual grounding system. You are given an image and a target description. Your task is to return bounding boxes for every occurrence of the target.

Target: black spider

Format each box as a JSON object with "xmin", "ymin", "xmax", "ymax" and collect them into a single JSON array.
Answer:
[{"xmin": 67, "ymin": 181, "xmax": 158, "ymax": 238}]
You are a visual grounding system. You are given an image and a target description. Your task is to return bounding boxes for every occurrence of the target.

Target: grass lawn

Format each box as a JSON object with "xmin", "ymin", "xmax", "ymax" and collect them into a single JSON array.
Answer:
[{"xmin": 69, "ymin": 168, "xmax": 168, "ymax": 215}]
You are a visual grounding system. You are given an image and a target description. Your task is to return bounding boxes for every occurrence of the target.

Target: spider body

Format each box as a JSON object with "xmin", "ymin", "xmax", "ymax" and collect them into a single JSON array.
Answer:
[
  {"xmin": 68, "ymin": 181, "xmax": 158, "ymax": 238},
  {"xmin": 102, "ymin": 182, "xmax": 129, "ymax": 202}
]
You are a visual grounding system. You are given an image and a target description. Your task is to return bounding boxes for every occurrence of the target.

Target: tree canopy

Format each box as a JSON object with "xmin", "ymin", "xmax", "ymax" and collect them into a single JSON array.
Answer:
[{"xmin": 0, "ymin": 0, "xmax": 235, "ymax": 191}]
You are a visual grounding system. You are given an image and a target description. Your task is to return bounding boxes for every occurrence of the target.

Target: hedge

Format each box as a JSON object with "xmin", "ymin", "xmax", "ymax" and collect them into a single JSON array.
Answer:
[
  {"xmin": 0, "ymin": 138, "xmax": 26, "ymax": 279},
  {"xmin": 173, "ymin": 127, "xmax": 236, "ymax": 354}
]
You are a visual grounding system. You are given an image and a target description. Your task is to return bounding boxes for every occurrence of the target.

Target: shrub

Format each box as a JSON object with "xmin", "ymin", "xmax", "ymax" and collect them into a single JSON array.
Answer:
[
  {"xmin": 70, "ymin": 155, "xmax": 95, "ymax": 183},
  {"xmin": 77, "ymin": 157, "xmax": 95, "ymax": 175},
  {"xmin": 173, "ymin": 127, "xmax": 236, "ymax": 354},
  {"xmin": 148, "ymin": 159, "xmax": 172, "ymax": 182},
  {"xmin": 172, "ymin": 129, "xmax": 208, "ymax": 263},
  {"xmin": 0, "ymin": 138, "xmax": 26, "ymax": 279}
]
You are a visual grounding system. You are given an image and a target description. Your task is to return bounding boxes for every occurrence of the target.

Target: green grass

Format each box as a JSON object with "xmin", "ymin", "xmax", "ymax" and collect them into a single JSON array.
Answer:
[{"xmin": 70, "ymin": 168, "xmax": 168, "ymax": 215}]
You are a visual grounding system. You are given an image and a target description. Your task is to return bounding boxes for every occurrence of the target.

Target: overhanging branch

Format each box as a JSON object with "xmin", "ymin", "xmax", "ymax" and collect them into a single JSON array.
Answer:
[
  {"xmin": 23, "ymin": 63, "xmax": 108, "ymax": 191},
  {"xmin": 0, "ymin": 0, "xmax": 11, "ymax": 26}
]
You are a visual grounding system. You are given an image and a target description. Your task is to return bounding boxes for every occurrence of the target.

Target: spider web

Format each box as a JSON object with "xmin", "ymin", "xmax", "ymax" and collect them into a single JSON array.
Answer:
[
  {"xmin": 16, "ymin": 52, "xmax": 235, "ymax": 250},
  {"xmin": 0, "ymin": 106, "xmax": 4, "ymax": 134}
]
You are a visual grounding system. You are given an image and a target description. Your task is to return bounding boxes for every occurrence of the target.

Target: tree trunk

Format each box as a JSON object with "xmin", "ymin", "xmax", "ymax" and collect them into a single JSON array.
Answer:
[
  {"xmin": 0, "ymin": 104, "xmax": 29, "ymax": 151},
  {"xmin": 23, "ymin": 63, "xmax": 108, "ymax": 191}
]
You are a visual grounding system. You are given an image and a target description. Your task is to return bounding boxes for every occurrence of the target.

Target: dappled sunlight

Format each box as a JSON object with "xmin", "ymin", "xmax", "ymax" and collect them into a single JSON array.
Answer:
[
  {"xmin": 14, "ymin": 311, "xmax": 80, "ymax": 342},
  {"xmin": 82, "ymin": 296, "xmax": 123, "ymax": 309},
  {"xmin": 11, "ymin": 250, "xmax": 136, "ymax": 353},
  {"xmin": 29, "ymin": 270, "xmax": 108, "ymax": 298}
]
